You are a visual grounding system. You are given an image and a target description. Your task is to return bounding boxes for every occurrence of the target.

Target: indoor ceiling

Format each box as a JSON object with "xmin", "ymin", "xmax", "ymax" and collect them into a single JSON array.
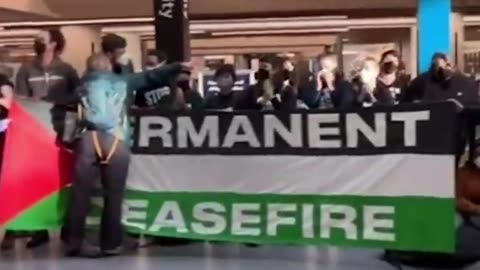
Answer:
[
  {"xmin": 1, "ymin": 0, "xmax": 480, "ymax": 23},
  {"xmin": 40, "ymin": 0, "xmax": 417, "ymax": 20}
]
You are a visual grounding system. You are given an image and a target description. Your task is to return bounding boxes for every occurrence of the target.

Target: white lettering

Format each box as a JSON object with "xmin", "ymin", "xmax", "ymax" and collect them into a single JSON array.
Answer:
[
  {"xmin": 158, "ymin": 0, "xmax": 174, "ymax": 18},
  {"xmin": 363, "ymin": 206, "xmax": 395, "ymax": 241},
  {"xmin": 302, "ymin": 204, "xmax": 314, "ymax": 239},
  {"xmin": 177, "ymin": 116, "xmax": 219, "ymax": 148},
  {"xmin": 222, "ymin": 116, "xmax": 261, "ymax": 148},
  {"xmin": 149, "ymin": 201, "xmax": 188, "ymax": 233},
  {"xmin": 139, "ymin": 116, "xmax": 172, "ymax": 148},
  {"xmin": 191, "ymin": 202, "xmax": 227, "ymax": 235},
  {"xmin": 346, "ymin": 113, "xmax": 386, "ymax": 148},
  {"xmin": 308, "ymin": 114, "xmax": 341, "ymax": 148},
  {"xmin": 123, "ymin": 200, "xmax": 149, "ymax": 230},
  {"xmin": 267, "ymin": 204, "xmax": 297, "ymax": 236},
  {"xmin": 264, "ymin": 114, "xmax": 302, "ymax": 148},
  {"xmin": 231, "ymin": 203, "xmax": 261, "ymax": 236},
  {"xmin": 320, "ymin": 204, "xmax": 357, "ymax": 240},
  {"xmin": 391, "ymin": 111, "xmax": 430, "ymax": 147}
]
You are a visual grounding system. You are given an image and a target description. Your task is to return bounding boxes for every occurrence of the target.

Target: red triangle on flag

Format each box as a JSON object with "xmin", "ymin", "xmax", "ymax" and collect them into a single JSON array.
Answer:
[{"xmin": 0, "ymin": 101, "xmax": 74, "ymax": 227}]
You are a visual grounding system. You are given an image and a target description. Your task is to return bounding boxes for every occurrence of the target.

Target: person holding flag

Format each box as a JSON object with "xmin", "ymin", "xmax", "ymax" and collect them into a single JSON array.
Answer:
[{"xmin": 9, "ymin": 28, "xmax": 79, "ymax": 249}]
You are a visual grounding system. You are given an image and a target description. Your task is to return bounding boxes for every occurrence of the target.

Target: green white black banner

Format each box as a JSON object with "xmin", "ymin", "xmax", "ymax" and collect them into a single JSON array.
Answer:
[
  {"xmin": 121, "ymin": 103, "xmax": 455, "ymax": 252},
  {"xmin": 2, "ymin": 101, "xmax": 457, "ymax": 253}
]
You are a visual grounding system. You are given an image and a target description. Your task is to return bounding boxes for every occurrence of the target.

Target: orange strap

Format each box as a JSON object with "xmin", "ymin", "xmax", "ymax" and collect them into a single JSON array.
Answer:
[
  {"xmin": 80, "ymin": 103, "xmax": 120, "ymax": 165},
  {"xmin": 92, "ymin": 131, "xmax": 120, "ymax": 165}
]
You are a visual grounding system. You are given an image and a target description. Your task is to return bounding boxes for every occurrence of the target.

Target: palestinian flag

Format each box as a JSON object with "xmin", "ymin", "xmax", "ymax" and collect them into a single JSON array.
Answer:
[{"xmin": 0, "ymin": 100, "xmax": 74, "ymax": 230}]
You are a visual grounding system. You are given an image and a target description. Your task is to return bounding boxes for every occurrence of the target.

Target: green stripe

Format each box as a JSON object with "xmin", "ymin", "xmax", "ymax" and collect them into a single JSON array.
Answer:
[
  {"xmin": 6, "ymin": 189, "xmax": 69, "ymax": 230},
  {"xmin": 8, "ymin": 190, "xmax": 455, "ymax": 253},
  {"xmin": 117, "ymin": 191, "xmax": 455, "ymax": 253}
]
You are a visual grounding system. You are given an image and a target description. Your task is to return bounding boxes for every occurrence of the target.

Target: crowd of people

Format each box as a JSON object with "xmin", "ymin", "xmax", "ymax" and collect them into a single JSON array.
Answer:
[{"xmin": 0, "ymin": 28, "xmax": 478, "ymax": 258}]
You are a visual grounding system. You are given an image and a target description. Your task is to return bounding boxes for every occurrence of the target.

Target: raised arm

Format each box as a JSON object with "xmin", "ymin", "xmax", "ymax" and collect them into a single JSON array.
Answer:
[{"xmin": 126, "ymin": 63, "xmax": 183, "ymax": 92}]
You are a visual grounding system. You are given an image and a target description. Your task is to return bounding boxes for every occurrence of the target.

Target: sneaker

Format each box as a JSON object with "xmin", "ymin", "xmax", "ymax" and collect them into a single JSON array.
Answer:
[
  {"xmin": 0, "ymin": 235, "xmax": 15, "ymax": 251},
  {"xmin": 66, "ymin": 244, "xmax": 103, "ymax": 259}
]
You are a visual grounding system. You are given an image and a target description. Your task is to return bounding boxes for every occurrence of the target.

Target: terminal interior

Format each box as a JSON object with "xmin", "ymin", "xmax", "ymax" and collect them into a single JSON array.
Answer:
[{"xmin": 1, "ymin": 0, "xmax": 480, "ymax": 269}]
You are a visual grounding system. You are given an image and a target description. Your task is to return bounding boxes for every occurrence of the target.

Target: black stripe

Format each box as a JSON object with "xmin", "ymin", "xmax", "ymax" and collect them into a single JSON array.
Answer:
[{"xmin": 131, "ymin": 102, "xmax": 457, "ymax": 156}]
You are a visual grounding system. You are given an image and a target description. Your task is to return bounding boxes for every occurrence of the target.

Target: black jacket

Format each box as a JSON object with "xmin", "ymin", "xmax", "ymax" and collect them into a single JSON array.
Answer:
[{"xmin": 405, "ymin": 71, "xmax": 478, "ymax": 105}]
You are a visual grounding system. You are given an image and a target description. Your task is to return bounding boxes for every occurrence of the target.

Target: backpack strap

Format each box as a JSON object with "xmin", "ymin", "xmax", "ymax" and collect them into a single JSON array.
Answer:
[
  {"xmin": 79, "ymin": 101, "xmax": 121, "ymax": 165},
  {"xmin": 91, "ymin": 131, "xmax": 120, "ymax": 165}
]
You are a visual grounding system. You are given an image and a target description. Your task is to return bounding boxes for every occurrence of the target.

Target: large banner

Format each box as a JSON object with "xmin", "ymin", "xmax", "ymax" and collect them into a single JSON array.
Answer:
[{"xmin": 0, "ymin": 102, "xmax": 457, "ymax": 252}]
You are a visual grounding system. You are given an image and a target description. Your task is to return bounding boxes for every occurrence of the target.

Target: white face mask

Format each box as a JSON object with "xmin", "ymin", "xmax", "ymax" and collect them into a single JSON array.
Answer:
[{"xmin": 360, "ymin": 69, "xmax": 378, "ymax": 84}]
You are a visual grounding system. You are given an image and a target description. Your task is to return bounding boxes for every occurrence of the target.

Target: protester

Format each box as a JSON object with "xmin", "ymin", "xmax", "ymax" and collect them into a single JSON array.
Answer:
[
  {"xmin": 299, "ymin": 54, "xmax": 354, "ymax": 110},
  {"xmin": 204, "ymin": 64, "xmax": 243, "ymax": 111},
  {"xmin": 405, "ymin": 53, "xmax": 478, "ymax": 165},
  {"xmin": 351, "ymin": 56, "xmax": 395, "ymax": 107},
  {"xmin": 0, "ymin": 74, "xmax": 16, "ymax": 251},
  {"xmin": 135, "ymin": 55, "xmax": 200, "ymax": 112},
  {"xmin": 101, "ymin": 34, "xmax": 134, "ymax": 75},
  {"xmin": 144, "ymin": 49, "xmax": 167, "ymax": 70},
  {"xmin": 65, "ymin": 53, "xmax": 185, "ymax": 258},
  {"xmin": 377, "ymin": 50, "xmax": 411, "ymax": 103},
  {"xmin": 236, "ymin": 62, "xmax": 276, "ymax": 110},
  {"xmin": 13, "ymin": 28, "xmax": 79, "ymax": 249},
  {"xmin": 405, "ymin": 53, "xmax": 477, "ymax": 105},
  {"xmin": 176, "ymin": 68, "xmax": 204, "ymax": 112}
]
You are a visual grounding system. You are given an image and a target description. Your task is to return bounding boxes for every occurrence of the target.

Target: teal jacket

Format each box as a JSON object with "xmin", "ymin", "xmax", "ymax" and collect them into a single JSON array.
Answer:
[{"xmin": 80, "ymin": 63, "xmax": 182, "ymax": 143}]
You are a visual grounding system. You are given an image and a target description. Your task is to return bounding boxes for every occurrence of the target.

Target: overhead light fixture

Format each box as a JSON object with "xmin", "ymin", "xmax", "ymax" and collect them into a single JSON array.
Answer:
[
  {"xmin": 210, "ymin": 28, "xmax": 348, "ymax": 36},
  {"xmin": 0, "ymin": 17, "xmax": 154, "ymax": 27},
  {"xmin": 0, "ymin": 16, "xmax": 416, "ymax": 30}
]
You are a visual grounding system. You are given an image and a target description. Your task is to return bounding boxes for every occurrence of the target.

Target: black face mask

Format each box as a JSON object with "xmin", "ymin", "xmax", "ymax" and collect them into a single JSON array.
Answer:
[
  {"xmin": 433, "ymin": 67, "xmax": 453, "ymax": 81},
  {"xmin": 282, "ymin": 69, "xmax": 292, "ymax": 81},
  {"xmin": 381, "ymin": 62, "xmax": 397, "ymax": 74},
  {"xmin": 255, "ymin": 68, "xmax": 270, "ymax": 82},
  {"xmin": 177, "ymin": 80, "xmax": 190, "ymax": 91},
  {"xmin": 34, "ymin": 41, "xmax": 46, "ymax": 55}
]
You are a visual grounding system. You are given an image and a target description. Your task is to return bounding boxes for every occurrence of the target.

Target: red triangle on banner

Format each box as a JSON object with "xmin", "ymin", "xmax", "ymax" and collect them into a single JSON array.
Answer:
[{"xmin": 0, "ymin": 101, "xmax": 74, "ymax": 227}]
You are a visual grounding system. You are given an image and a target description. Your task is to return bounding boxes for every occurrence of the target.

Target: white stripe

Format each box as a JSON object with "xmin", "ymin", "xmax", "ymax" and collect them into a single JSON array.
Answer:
[{"xmin": 127, "ymin": 154, "xmax": 454, "ymax": 198}]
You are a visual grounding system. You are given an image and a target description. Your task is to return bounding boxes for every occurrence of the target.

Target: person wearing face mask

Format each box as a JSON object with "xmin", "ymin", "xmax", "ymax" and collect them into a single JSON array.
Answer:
[
  {"xmin": 405, "ymin": 53, "xmax": 477, "ymax": 105},
  {"xmin": 101, "ymin": 34, "xmax": 134, "ymax": 75},
  {"xmin": 237, "ymin": 62, "xmax": 276, "ymax": 111},
  {"xmin": 377, "ymin": 50, "xmax": 411, "ymax": 103},
  {"xmin": 300, "ymin": 54, "xmax": 354, "ymax": 110},
  {"xmin": 351, "ymin": 57, "xmax": 395, "ymax": 107},
  {"xmin": 175, "ymin": 69, "xmax": 204, "ymax": 112},
  {"xmin": 13, "ymin": 28, "xmax": 79, "ymax": 249},
  {"xmin": 204, "ymin": 64, "xmax": 243, "ymax": 111},
  {"xmin": 144, "ymin": 49, "xmax": 167, "ymax": 70},
  {"xmin": 405, "ymin": 53, "xmax": 478, "ymax": 166},
  {"xmin": 65, "ymin": 54, "xmax": 187, "ymax": 257}
]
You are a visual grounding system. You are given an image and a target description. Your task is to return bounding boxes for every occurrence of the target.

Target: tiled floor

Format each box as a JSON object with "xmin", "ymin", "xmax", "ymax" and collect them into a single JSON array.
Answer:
[
  {"xmin": 0, "ymin": 236, "xmax": 479, "ymax": 270},
  {"xmin": 2, "ymin": 219, "xmax": 480, "ymax": 270}
]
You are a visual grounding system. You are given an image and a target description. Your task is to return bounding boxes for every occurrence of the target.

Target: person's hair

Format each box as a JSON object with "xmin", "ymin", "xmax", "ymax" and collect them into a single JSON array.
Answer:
[
  {"xmin": 47, "ymin": 29, "xmax": 66, "ymax": 53},
  {"xmin": 101, "ymin": 34, "xmax": 127, "ymax": 54},
  {"xmin": 363, "ymin": 56, "xmax": 379, "ymax": 67},
  {"xmin": 146, "ymin": 49, "xmax": 167, "ymax": 63},
  {"xmin": 214, "ymin": 64, "xmax": 236, "ymax": 81},
  {"xmin": 86, "ymin": 53, "xmax": 111, "ymax": 72},
  {"xmin": 318, "ymin": 53, "xmax": 337, "ymax": 62},
  {"xmin": 380, "ymin": 50, "xmax": 400, "ymax": 63}
]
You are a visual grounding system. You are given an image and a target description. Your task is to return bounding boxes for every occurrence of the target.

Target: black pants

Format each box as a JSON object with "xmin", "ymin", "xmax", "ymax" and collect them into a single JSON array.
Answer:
[{"xmin": 67, "ymin": 131, "xmax": 130, "ymax": 250}]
